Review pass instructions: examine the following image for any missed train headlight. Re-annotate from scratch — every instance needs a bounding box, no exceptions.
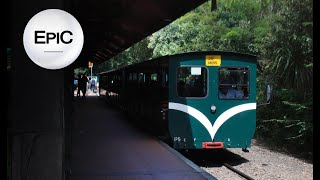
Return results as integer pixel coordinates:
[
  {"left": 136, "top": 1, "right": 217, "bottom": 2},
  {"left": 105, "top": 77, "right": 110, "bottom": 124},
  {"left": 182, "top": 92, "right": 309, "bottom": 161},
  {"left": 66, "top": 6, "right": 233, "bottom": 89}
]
[{"left": 210, "top": 105, "right": 216, "bottom": 113}]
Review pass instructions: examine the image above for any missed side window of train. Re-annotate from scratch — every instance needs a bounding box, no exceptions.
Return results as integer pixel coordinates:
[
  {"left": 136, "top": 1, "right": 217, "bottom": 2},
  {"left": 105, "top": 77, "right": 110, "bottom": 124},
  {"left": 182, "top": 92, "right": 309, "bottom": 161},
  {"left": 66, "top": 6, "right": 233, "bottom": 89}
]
[
  {"left": 162, "top": 72, "right": 168, "bottom": 88},
  {"left": 103, "top": 76, "right": 107, "bottom": 87},
  {"left": 151, "top": 73, "right": 157, "bottom": 81},
  {"left": 128, "top": 72, "right": 138, "bottom": 87},
  {"left": 138, "top": 73, "right": 144, "bottom": 82},
  {"left": 132, "top": 73, "right": 138, "bottom": 81},
  {"left": 177, "top": 67, "right": 207, "bottom": 98},
  {"left": 116, "top": 74, "right": 121, "bottom": 88},
  {"left": 218, "top": 67, "right": 249, "bottom": 99},
  {"left": 138, "top": 73, "right": 145, "bottom": 87},
  {"left": 150, "top": 73, "right": 158, "bottom": 87}
]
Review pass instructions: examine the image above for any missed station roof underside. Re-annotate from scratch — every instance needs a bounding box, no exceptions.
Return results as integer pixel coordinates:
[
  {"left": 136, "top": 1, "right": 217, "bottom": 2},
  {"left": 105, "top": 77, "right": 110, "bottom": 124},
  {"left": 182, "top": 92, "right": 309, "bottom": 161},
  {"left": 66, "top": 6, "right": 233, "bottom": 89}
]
[{"left": 73, "top": 0, "right": 208, "bottom": 67}]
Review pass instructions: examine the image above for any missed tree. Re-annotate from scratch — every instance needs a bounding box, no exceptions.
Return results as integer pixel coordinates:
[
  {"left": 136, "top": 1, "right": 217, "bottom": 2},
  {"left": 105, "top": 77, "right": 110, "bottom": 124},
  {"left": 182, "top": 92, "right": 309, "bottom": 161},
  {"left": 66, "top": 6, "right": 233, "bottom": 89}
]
[{"left": 263, "top": 0, "right": 313, "bottom": 94}]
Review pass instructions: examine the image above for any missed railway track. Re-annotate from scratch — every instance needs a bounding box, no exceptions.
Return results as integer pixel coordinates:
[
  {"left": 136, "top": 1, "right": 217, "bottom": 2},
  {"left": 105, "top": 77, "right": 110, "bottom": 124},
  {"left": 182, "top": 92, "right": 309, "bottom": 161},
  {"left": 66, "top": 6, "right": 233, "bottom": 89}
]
[
  {"left": 178, "top": 148, "right": 256, "bottom": 180},
  {"left": 223, "top": 162, "right": 255, "bottom": 180}
]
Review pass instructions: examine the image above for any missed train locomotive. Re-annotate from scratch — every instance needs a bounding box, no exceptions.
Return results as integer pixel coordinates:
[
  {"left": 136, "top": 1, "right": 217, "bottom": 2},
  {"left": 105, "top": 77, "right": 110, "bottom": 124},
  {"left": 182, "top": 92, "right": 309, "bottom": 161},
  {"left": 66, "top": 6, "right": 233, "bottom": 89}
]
[{"left": 99, "top": 51, "right": 257, "bottom": 150}]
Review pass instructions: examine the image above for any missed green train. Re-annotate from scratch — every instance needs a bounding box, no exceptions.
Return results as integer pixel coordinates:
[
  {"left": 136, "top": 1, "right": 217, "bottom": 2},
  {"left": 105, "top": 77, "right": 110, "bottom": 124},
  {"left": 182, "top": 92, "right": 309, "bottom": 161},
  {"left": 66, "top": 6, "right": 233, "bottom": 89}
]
[{"left": 99, "top": 51, "right": 257, "bottom": 150}]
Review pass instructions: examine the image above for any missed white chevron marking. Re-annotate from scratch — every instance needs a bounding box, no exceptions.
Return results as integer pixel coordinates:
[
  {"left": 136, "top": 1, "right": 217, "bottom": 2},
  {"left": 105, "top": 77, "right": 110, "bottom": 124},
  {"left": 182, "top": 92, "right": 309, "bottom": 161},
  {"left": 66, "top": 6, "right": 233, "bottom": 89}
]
[{"left": 168, "top": 102, "right": 256, "bottom": 140}]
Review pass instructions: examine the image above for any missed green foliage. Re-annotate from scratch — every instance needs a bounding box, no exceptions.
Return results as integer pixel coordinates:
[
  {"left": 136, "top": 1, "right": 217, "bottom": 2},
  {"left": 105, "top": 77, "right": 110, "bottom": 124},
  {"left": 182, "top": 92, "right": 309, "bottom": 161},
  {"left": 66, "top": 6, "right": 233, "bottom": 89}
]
[
  {"left": 262, "top": 0, "right": 313, "bottom": 93},
  {"left": 217, "top": 0, "right": 261, "bottom": 28},
  {"left": 97, "top": 38, "right": 153, "bottom": 71},
  {"left": 219, "top": 27, "right": 254, "bottom": 53},
  {"left": 256, "top": 86, "right": 313, "bottom": 159},
  {"left": 254, "top": 0, "right": 312, "bottom": 160},
  {"left": 148, "top": 2, "right": 224, "bottom": 57},
  {"left": 148, "top": 0, "right": 262, "bottom": 57},
  {"left": 74, "top": 67, "right": 89, "bottom": 78}
]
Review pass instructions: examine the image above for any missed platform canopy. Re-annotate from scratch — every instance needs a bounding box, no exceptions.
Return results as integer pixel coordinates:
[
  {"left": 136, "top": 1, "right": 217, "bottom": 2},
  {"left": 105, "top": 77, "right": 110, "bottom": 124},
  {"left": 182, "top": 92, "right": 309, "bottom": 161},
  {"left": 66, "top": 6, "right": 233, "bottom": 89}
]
[{"left": 73, "top": 0, "right": 208, "bottom": 67}]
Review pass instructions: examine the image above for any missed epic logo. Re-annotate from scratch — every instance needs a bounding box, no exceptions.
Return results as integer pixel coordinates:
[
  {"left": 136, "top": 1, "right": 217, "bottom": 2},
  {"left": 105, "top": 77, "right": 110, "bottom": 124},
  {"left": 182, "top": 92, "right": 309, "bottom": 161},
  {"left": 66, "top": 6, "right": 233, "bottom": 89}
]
[
  {"left": 34, "top": 30, "right": 73, "bottom": 44},
  {"left": 23, "top": 9, "right": 84, "bottom": 70}
]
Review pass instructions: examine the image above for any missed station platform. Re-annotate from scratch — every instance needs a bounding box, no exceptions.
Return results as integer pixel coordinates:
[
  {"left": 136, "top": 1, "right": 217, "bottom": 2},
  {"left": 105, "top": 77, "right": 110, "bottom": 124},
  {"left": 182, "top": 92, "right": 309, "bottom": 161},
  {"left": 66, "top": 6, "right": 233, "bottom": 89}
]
[{"left": 66, "top": 96, "right": 216, "bottom": 180}]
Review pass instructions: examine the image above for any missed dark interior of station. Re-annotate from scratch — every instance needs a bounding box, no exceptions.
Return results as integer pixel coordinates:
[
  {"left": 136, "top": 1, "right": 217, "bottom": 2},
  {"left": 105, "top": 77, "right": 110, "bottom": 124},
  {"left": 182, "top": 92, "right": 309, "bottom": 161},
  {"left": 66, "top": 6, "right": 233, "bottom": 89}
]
[{"left": 5, "top": 0, "right": 214, "bottom": 179}]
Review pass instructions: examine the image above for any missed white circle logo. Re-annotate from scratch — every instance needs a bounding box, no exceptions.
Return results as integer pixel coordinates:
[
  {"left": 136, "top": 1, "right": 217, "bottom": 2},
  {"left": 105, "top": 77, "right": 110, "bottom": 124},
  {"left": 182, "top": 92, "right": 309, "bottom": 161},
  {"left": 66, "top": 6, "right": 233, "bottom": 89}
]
[{"left": 23, "top": 9, "right": 84, "bottom": 70}]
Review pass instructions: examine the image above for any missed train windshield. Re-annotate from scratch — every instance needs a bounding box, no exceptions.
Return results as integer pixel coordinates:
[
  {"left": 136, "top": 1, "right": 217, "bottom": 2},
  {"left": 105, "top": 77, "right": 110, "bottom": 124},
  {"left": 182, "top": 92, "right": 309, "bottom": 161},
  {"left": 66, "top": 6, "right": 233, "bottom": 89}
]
[
  {"left": 177, "top": 67, "right": 207, "bottom": 98},
  {"left": 218, "top": 67, "right": 249, "bottom": 99}
]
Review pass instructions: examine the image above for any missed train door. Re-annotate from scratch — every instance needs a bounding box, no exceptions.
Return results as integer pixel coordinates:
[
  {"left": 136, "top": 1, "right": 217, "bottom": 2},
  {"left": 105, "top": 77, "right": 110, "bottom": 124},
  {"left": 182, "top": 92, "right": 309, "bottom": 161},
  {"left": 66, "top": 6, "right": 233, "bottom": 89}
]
[
  {"left": 212, "top": 64, "right": 257, "bottom": 149},
  {"left": 168, "top": 54, "right": 212, "bottom": 149}
]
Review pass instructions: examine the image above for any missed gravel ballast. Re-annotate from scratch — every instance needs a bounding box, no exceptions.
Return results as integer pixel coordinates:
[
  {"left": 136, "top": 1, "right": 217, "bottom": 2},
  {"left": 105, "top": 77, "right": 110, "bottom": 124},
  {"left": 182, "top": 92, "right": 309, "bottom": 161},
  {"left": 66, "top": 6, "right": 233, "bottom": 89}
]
[{"left": 200, "top": 140, "right": 313, "bottom": 180}]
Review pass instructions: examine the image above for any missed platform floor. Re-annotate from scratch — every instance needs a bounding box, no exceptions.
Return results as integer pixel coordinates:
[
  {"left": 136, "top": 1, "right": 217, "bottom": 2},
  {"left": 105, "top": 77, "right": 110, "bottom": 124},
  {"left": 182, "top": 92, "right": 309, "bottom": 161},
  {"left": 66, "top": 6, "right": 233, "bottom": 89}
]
[{"left": 67, "top": 97, "right": 215, "bottom": 180}]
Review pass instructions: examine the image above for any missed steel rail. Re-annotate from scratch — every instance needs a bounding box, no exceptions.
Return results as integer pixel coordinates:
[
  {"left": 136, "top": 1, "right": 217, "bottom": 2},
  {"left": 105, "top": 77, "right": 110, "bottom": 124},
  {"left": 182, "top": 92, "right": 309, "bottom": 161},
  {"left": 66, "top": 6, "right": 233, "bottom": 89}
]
[{"left": 223, "top": 163, "right": 255, "bottom": 180}]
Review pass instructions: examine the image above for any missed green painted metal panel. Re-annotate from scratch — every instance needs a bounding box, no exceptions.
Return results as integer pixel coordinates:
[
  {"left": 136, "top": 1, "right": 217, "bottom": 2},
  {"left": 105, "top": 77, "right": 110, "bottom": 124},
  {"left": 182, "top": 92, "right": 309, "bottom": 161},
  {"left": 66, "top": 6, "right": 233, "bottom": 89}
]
[{"left": 168, "top": 52, "right": 256, "bottom": 149}]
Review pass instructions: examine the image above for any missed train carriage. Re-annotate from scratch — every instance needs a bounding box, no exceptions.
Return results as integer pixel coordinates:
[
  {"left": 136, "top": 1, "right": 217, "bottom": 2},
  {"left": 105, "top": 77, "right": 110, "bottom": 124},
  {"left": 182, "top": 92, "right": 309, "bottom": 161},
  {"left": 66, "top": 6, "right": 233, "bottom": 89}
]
[{"left": 99, "top": 51, "right": 257, "bottom": 150}]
